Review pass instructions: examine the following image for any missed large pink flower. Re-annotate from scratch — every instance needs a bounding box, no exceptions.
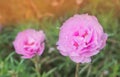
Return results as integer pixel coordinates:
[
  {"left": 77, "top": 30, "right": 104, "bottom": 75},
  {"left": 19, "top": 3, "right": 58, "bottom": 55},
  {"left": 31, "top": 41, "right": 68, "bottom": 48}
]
[
  {"left": 13, "top": 29, "right": 45, "bottom": 59},
  {"left": 57, "top": 14, "right": 107, "bottom": 63}
]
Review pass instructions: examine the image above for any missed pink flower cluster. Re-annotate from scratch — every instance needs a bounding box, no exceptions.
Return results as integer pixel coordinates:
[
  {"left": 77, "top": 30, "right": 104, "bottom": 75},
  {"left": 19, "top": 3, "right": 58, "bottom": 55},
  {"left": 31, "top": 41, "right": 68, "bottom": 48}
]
[
  {"left": 13, "top": 29, "right": 45, "bottom": 59},
  {"left": 13, "top": 14, "right": 107, "bottom": 64},
  {"left": 57, "top": 14, "right": 107, "bottom": 63}
]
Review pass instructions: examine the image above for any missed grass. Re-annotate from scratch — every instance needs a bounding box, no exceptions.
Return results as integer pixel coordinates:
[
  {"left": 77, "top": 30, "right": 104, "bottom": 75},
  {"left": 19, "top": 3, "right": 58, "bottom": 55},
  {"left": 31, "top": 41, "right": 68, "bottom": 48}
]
[{"left": 0, "top": 1, "right": 120, "bottom": 77}]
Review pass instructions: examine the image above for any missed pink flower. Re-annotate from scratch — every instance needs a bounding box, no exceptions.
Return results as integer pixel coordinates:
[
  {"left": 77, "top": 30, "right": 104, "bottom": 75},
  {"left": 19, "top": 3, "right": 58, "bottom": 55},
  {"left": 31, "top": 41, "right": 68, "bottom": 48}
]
[
  {"left": 13, "top": 29, "right": 45, "bottom": 59},
  {"left": 57, "top": 14, "right": 107, "bottom": 63},
  {"left": 0, "top": 25, "right": 2, "bottom": 32}
]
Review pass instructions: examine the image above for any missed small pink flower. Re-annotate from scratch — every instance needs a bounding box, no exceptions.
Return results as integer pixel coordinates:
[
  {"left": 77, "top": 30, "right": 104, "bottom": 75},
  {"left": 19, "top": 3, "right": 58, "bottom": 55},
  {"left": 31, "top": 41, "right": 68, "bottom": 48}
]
[
  {"left": 13, "top": 29, "right": 45, "bottom": 59},
  {"left": 57, "top": 14, "right": 107, "bottom": 63},
  {"left": 0, "top": 25, "right": 2, "bottom": 32}
]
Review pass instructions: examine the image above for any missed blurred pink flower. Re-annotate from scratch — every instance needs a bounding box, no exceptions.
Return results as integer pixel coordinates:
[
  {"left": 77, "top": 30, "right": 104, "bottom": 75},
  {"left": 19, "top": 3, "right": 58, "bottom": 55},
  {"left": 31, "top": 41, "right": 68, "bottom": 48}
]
[
  {"left": 57, "top": 14, "right": 107, "bottom": 63},
  {"left": 13, "top": 29, "right": 45, "bottom": 59},
  {"left": 0, "top": 25, "right": 2, "bottom": 32}
]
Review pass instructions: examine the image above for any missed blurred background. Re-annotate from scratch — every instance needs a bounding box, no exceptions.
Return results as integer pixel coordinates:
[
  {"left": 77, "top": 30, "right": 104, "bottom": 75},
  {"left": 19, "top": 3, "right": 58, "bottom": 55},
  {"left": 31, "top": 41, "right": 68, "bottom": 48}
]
[
  {"left": 0, "top": 0, "right": 120, "bottom": 77},
  {"left": 0, "top": 0, "right": 119, "bottom": 24}
]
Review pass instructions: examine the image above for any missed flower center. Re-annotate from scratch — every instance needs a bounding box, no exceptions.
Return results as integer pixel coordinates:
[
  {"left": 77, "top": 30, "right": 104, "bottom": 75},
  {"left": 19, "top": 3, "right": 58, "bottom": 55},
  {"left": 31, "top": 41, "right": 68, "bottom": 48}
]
[
  {"left": 24, "top": 38, "right": 36, "bottom": 52},
  {"left": 73, "top": 30, "right": 88, "bottom": 50},
  {"left": 74, "top": 31, "right": 79, "bottom": 36},
  {"left": 73, "top": 41, "right": 79, "bottom": 49},
  {"left": 82, "top": 31, "right": 88, "bottom": 38}
]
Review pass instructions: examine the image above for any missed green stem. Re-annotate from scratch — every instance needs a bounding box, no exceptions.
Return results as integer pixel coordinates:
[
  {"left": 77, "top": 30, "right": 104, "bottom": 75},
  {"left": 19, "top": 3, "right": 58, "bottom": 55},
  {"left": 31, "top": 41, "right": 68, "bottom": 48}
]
[
  {"left": 32, "top": 55, "right": 40, "bottom": 77},
  {"left": 75, "top": 63, "right": 80, "bottom": 77}
]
